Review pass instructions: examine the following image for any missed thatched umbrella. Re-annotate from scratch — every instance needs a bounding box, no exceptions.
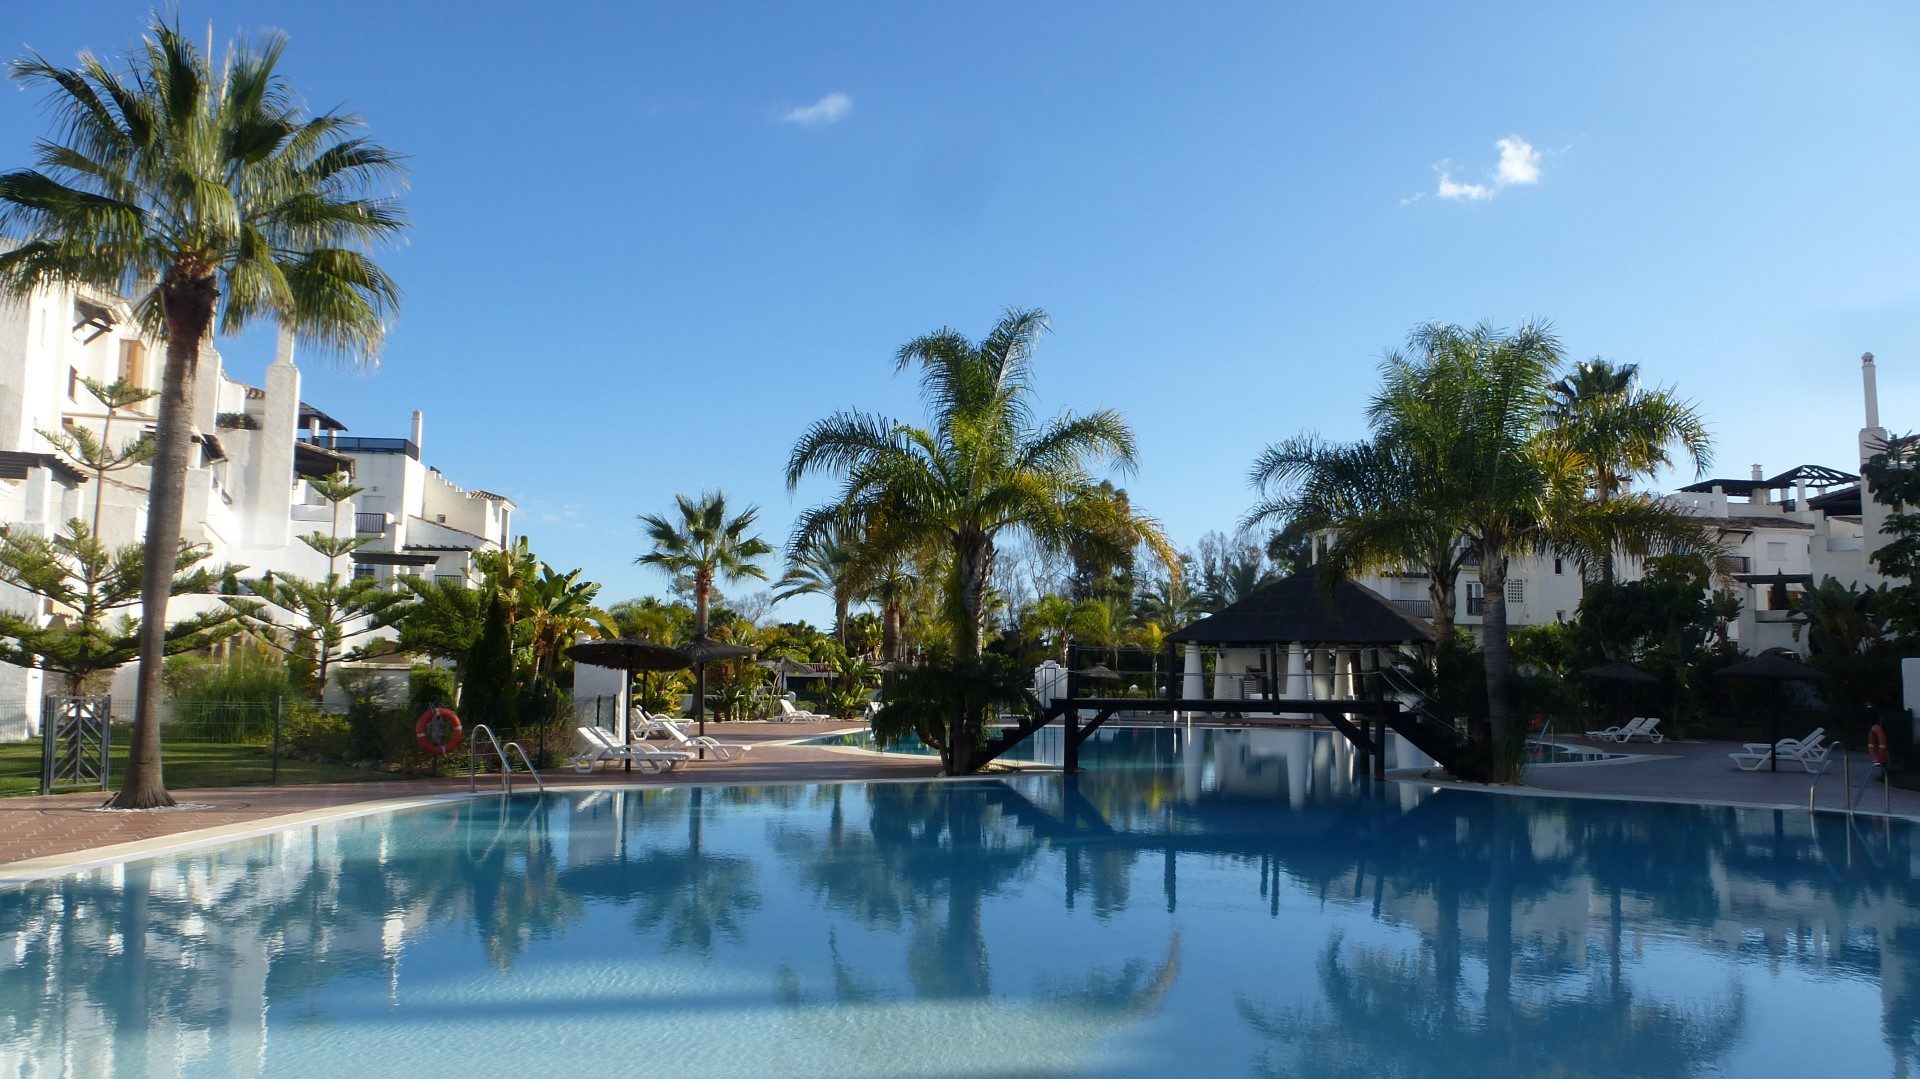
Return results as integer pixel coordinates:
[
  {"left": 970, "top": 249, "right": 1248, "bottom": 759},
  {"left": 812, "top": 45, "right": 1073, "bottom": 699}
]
[
  {"left": 758, "top": 655, "right": 813, "bottom": 701},
  {"left": 680, "top": 635, "right": 757, "bottom": 749},
  {"left": 1715, "top": 652, "right": 1828, "bottom": 772},
  {"left": 1077, "top": 664, "right": 1124, "bottom": 682},
  {"left": 566, "top": 638, "right": 691, "bottom": 760}
]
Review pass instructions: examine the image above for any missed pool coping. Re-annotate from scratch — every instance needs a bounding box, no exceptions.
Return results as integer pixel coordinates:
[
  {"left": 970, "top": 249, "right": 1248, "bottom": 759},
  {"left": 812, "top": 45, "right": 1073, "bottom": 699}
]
[
  {"left": 0, "top": 769, "right": 1040, "bottom": 888},
  {"left": 1397, "top": 769, "right": 1920, "bottom": 825}
]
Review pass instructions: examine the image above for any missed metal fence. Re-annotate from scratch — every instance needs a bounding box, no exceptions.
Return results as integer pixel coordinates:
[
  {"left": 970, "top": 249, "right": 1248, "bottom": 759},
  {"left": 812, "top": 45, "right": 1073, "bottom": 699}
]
[{"left": 0, "top": 697, "right": 296, "bottom": 798}]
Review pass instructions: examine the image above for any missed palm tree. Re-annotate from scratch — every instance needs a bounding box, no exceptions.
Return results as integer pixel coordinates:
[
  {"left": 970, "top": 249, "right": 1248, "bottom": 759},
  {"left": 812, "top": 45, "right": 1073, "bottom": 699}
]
[
  {"left": 1371, "top": 322, "right": 1716, "bottom": 775},
  {"left": 0, "top": 24, "right": 406, "bottom": 805},
  {"left": 1133, "top": 573, "right": 1204, "bottom": 633},
  {"left": 1547, "top": 359, "right": 1712, "bottom": 578},
  {"left": 774, "top": 516, "right": 863, "bottom": 644},
  {"left": 1249, "top": 434, "right": 1470, "bottom": 643},
  {"left": 788, "top": 307, "right": 1172, "bottom": 772},
  {"left": 636, "top": 492, "right": 773, "bottom": 636}
]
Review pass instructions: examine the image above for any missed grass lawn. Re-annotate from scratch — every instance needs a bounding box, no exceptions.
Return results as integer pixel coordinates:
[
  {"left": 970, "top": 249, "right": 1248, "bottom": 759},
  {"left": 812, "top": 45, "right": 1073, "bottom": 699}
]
[{"left": 0, "top": 736, "right": 395, "bottom": 798}]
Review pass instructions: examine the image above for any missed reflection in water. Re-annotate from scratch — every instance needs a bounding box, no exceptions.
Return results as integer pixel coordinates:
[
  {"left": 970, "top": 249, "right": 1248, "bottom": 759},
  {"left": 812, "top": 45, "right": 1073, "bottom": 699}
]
[{"left": 1, "top": 727, "right": 1916, "bottom": 1077}]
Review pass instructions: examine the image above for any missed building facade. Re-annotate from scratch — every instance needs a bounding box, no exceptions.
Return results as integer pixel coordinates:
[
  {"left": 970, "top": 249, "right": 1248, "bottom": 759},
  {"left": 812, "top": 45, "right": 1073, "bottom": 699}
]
[{"left": 0, "top": 280, "right": 513, "bottom": 738}]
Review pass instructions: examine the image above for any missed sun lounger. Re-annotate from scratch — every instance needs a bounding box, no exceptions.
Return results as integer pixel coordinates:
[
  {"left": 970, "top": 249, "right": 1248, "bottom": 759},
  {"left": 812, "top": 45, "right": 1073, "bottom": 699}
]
[
  {"left": 1585, "top": 717, "right": 1650, "bottom": 743},
  {"left": 1618, "top": 717, "right": 1664, "bottom": 744},
  {"left": 649, "top": 715, "right": 752, "bottom": 760},
  {"left": 773, "top": 698, "right": 830, "bottom": 722},
  {"left": 571, "top": 726, "right": 691, "bottom": 774},
  {"left": 1730, "top": 731, "right": 1830, "bottom": 772}
]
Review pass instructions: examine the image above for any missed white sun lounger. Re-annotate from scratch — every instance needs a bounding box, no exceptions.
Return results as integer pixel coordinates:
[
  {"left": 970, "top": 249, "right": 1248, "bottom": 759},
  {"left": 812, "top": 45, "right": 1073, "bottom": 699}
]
[
  {"left": 571, "top": 726, "right": 691, "bottom": 774},
  {"left": 773, "top": 698, "right": 830, "bottom": 722},
  {"left": 1585, "top": 717, "right": 1650, "bottom": 743},
  {"left": 1730, "top": 731, "right": 1830, "bottom": 773},
  {"left": 1618, "top": 717, "right": 1664, "bottom": 744},
  {"left": 649, "top": 715, "right": 751, "bottom": 761}
]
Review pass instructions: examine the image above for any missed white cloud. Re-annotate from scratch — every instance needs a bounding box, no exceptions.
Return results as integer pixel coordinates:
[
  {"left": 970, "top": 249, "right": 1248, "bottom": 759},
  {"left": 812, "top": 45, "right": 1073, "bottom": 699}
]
[
  {"left": 1435, "top": 171, "right": 1493, "bottom": 201},
  {"left": 1494, "top": 136, "right": 1541, "bottom": 185},
  {"left": 1419, "top": 135, "right": 1545, "bottom": 203},
  {"left": 779, "top": 92, "right": 852, "bottom": 126}
]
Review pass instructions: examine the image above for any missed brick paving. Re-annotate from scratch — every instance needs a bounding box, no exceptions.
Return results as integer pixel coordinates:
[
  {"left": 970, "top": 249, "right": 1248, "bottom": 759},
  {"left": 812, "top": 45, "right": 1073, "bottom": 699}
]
[{"left": 0, "top": 721, "right": 937, "bottom": 871}]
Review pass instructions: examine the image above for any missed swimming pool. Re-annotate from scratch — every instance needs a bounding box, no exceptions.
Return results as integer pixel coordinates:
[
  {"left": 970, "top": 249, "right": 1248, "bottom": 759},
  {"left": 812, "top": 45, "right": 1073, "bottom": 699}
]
[
  {"left": 809, "top": 723, "right": 1625, "bottom": 769},
  {"left": 2, "top": 727, "right": 1913, "bottom": 1077}
]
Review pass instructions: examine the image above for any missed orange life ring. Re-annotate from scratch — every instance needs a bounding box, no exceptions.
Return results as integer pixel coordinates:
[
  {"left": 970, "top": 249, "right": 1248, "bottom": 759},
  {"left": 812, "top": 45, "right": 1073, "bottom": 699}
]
[
  {"left": 1868, "top": 724, "right": 1889, "bottom": 766},
  {"left": 415, "top": 706, "right": 463, "bottom": 756}
]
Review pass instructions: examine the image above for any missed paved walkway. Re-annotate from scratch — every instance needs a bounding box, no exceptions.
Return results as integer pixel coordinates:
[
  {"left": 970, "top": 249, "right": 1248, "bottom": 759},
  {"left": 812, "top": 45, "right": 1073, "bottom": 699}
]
[
  {"left": 0, "top": 722, "right": 937, "bottom": 870},
  {"left": 1521, "top": 735, "right": 1920, "bottom": 816}
]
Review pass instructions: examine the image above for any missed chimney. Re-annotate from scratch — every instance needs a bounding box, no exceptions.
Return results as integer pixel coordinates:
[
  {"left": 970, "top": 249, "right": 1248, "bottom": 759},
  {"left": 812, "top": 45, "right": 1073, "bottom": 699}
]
[
  {"left": 1864, "top": 352, "right": 1880, "bottom": 429},
  {"left": 1751, "top": 463, "right": 1766, "bottom": 505},
  {"left": 1750, "top": 463, "right": 1763, "bottom": 481},
  {"left": 274, "top": 325, "right": 296, "bottom": 368},
  {"left": 411, "top": 410, "right": 424, "bottom": 453}
]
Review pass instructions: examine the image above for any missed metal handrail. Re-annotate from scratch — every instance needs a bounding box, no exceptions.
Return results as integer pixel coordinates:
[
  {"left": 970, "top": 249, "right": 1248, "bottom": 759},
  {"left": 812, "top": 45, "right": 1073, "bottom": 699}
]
[
  {"left": 503, "top": 740, "right": 545, "bottom": 792},
  {"left": 466, "top": 723, "right": 545, "bottom": 794},
  {"left": 1811, "top": 742, "right": 1841, "bottom": 813}
]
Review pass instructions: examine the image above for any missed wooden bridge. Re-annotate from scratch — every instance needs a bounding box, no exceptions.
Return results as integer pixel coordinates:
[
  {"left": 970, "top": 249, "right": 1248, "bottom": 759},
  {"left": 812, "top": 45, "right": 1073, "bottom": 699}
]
[{"left": 980, "top": 696, "right": 1470, "bottom": 777}]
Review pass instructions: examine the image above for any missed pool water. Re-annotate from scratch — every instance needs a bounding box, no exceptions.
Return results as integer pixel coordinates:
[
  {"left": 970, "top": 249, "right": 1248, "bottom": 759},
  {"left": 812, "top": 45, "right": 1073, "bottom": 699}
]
[{"left": 3, "top": 727, "right": 1915, "bottom": 1077}]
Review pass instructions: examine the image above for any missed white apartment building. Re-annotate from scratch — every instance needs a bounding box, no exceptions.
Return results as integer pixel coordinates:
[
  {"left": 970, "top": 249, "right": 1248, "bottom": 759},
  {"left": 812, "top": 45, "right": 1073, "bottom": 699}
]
[
  {"left": 1348, "top": 352, "right": 1904, "bottom": 654},
  {"left": 0, "top": 280, "right": 514, "bottom": 738}
]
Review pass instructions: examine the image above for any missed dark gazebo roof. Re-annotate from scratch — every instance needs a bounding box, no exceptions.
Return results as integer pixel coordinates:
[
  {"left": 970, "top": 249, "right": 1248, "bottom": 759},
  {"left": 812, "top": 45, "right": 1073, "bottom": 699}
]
[
  {"left": 1678, "top": 463, "right": 1857, "bottom": 496},
  {"left": 1167, "top": 565, "right": 1436, "bottom": 647}
]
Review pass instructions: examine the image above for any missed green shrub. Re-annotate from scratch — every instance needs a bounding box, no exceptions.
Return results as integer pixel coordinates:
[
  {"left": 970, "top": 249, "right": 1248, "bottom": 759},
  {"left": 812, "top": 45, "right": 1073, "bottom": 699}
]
[
  {"left": 169, "top": 649, "right": 297, "bottom": 707},
  {"left": 284, "top": 706, "right": 351, "bottom": 761},
  {"left": 408, "top": 664, "right": 458, "bottom": 714}
]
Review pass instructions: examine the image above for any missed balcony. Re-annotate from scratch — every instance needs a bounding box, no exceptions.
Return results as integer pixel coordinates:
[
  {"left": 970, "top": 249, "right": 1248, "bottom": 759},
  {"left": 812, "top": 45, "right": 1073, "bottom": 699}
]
[
  {"left": 355, "top": 511, "right": 388, "bottom": 535},
  {"left": 1392, "top": 598, "right": 1433, "bottom": 618},
  {"left": 303, "top": 435, "right": 419, "bottom": 459}
]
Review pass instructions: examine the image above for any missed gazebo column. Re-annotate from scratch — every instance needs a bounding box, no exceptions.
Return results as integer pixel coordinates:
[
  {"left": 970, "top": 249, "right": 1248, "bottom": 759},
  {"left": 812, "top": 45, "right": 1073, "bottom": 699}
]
[
  {"left": 1212, "top": 648, "right": 1235, "bottom": 700},
  {"left": 1181, "top": 644, "right": 1204, "bottom": 701},
  {"left": 1284, "top": 643, "right": 1307, "bottom": 719},
  {"left": 1339, "top": 650, "right": 1359, "bottom": 700},
  {"left": 1314, "top": 647, "right": 1335, "bottom": 702}
]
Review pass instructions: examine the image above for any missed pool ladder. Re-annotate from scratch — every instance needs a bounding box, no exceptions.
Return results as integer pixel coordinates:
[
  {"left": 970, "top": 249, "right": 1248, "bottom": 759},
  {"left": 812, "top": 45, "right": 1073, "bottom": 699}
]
[
  {"left": 1807, "top": 743, "right": 1892, "bottom": 817},
  {"left": 467, "top": 723, "right": 545, "bottom": 794}
]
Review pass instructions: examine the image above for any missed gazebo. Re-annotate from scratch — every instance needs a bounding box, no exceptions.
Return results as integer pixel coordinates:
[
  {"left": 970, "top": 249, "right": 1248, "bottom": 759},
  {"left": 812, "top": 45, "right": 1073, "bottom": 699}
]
[{"left": 1166, "top": 565, "right": 1435, "bottom": 710}]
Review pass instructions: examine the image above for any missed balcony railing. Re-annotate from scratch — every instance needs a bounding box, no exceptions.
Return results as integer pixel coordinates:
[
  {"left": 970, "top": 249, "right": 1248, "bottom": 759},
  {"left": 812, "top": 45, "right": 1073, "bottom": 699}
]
[
  {"left": 1392, "top": 598, "right": 1433, "bottom": 618},
  {"left": 303, "top": 435, "right": 418, "bottom": 459},
  {"left": 355, "top": 511, "right": 387, "bottom": 535}
]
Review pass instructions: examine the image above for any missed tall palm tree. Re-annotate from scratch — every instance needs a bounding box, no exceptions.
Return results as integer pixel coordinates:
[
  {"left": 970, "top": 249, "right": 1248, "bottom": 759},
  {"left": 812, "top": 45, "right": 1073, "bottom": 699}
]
[
  {"left": 1547, "top": 359, "right": 1712, "bottom": 578},
  {"left": 788, "top": 307, "right": 1173, "bottom": 772},
  {"left": 1369, "top": 323, "right": 1716, "bottom": 775},
  {"left": 774, "top": 516, "right": 863, "bottom": 644},
  {"left": 0, "top": 23, "right": 406, "bottom": 807},
  {"left": 636, "top": 492, "right": 772, "bottom": 636}
]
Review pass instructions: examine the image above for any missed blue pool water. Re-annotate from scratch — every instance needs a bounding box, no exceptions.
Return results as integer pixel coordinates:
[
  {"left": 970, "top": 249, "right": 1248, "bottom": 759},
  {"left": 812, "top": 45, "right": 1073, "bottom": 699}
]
[{"left": 2, "top": 726, "right": 1914, "bottom": 1077}]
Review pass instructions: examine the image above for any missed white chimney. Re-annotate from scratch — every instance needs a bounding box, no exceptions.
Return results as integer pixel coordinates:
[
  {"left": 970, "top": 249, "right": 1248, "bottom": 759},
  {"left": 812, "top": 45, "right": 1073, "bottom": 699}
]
[
  {"left": 410, "top": 410, "right": 424, "bottom": 452},
  {"left": 1864, "top": 352, "right": 1881, "bottom": 429},
  {"left": 1750, "top": 463, "right": 1763, "bottom": 481}
]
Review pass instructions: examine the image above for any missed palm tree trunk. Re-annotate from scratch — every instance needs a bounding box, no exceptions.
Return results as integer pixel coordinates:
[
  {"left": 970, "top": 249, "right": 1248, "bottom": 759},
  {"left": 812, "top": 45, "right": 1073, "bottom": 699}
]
[
  {"left": 882, "top": 601, "right": 902, "bottom": 665},
  {"left": 113, "top": 281, "right": 213, "bottom": 809},
  {"left": 1481, "top": 547, "right": 1515, "bottom": 782},
  {"left": 694, "top": 569, "right": 710, "bottom": 636},
  {"left": 833, "top": 595, "right": 848, "bottom": 647}
]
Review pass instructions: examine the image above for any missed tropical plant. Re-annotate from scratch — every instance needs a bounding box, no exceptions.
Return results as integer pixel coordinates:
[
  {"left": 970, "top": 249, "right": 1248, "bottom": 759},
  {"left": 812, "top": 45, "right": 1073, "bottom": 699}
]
[
  {"left": 0, "top": 22, "right": 407, "bottom": 805},
  {"left": 774, "top": 516, "right": 862, "bottom": 644},
  {"left": 1256, "top": 323, "right": 1719, "bottom": 780},
  {"left": 394, "top": 577, "right": 488, "bottom": 679},
  {"left": 1864, "top": 433, "right": 1920, "bottom": 642},
  {"left": 0, "top": 521, "right": 238, "bottom": 692},
  {"left": 637, "top": 491, "right": 773, "bottom": 636},
  {"left": 232, "top": 473, "right": 409, "bottom": 696},
  {"left": 1546, "top": 359, "right": 1712, "bottom": 577},
  {"left": 1133, "top": 572, "right": 1205, "bottom": 635},
  {"left": 788, "top": 309, "right": 1174, "bottom": 771},
  {"left": 872, "top": 654, "right": 1035, "bottom": 772},
  {"left": 38, "top": 376, "right": 155, "bottom": 538}
]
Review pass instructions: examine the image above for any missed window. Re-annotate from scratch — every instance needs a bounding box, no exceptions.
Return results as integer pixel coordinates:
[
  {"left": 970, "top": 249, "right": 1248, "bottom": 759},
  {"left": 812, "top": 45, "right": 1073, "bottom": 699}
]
[
  {"left": 1766, "top": 541, "right": 1788, "bottom": 561},
  {"left": 1555, "top": 610, "right": 1566, "bottom": 623},
  {"left": 1553, "top": 557, "right": 1564, "bottom": 575},
  {"left": 1505, "top": 580, "right": 1525, "bottom": 605},
  {"left": 67, "top": 367, "right": 79, "bottom": 400},
  {"left": 353, "top": 563, "right": 376, "bottom": 581},
  {"left": 117, "top": 340, "right": 145, "bottom": 387},
  {"left": 1465, "top": 583, "right": 1485, "bottom": 616}
]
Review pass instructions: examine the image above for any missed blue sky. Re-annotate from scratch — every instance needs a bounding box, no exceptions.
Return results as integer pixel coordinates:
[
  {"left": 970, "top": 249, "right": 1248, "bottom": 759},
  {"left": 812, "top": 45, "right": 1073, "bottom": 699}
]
[{"left": 5, "top": 3, "right": 1918, "bottom": 624}]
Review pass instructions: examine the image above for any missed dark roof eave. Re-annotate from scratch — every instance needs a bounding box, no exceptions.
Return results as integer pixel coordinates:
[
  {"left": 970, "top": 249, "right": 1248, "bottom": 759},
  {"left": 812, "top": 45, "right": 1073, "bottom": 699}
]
[{"left": 1166, "top": 565, "right": 1437, "bottom": 646}]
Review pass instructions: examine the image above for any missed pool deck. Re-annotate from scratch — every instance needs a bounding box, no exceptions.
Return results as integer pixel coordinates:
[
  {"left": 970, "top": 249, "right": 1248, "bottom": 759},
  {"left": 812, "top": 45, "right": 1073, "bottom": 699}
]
[
  {"left": 4, "top": 721, "right": 1915, "bottom": 876},
  {"left": 1518, "top": 734, "right": 1920, "bottom": 817},
  {"left": 0, "top": 721, "right": 936, "bottom": 873}
]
